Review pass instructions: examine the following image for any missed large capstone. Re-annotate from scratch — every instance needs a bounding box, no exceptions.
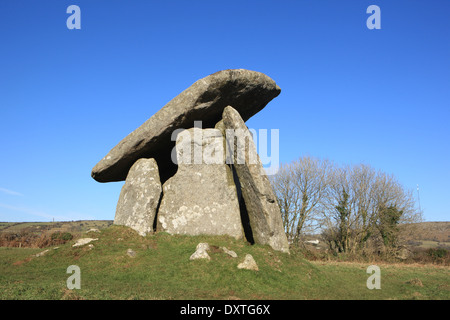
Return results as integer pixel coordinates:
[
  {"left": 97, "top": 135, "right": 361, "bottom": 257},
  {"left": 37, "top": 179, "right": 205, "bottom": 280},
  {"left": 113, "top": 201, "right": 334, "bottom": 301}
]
[
  {"left": 156, "top": 128, "right": 244, "bottom": 239},
  {"left": 114, "top": 158, "right": 162, "bottom": 236},
  {"left": 91, "top": 69, "right": 281, "bottom": 183},
  {"left": 222, "top": 106, "right": 290, "bottom": 253}
]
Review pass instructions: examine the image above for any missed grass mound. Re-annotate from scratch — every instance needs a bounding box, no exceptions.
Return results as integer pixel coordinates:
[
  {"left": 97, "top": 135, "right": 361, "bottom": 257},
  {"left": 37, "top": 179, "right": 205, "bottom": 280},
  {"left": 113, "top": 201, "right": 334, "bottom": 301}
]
[{"left": 1, "top": 225, "right": 449, "bottom": 300}]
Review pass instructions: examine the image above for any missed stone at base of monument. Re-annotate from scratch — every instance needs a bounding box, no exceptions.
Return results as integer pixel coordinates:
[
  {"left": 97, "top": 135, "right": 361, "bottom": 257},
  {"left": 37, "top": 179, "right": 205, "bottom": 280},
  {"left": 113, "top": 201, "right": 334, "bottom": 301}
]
[
  {"left": 190, "top": 243, "right": 211, "bottom": 261},
  {"left": 114, "top": 158, "right": 162, "bottom": 236},
  {"left": 157, "top": 128, "right": 244, "bottom": 240},
  {"left": 237, "top": 254, "right": 259, "bottom": 271}
]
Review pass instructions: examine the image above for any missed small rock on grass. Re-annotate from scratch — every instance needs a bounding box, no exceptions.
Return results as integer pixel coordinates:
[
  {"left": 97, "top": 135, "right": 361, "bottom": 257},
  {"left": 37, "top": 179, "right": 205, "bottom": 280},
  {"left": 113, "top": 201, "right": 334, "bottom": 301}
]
[
  {"left": 127, "top": 248, "right": 137, "bottom": 258},
  {"left": 222, "top": 247, "right": 238, "bottom": 258},
  {"left": 34, "top": 249, "right": 49, "bottom": 257},
  {"left": 86, "top": 228, "right": 101, "bottom": 233},
  {"left": 237, "top": 254, "right": 259, "bottom": 271},
  {"left": 190, "top": 243, "right": 211, "bottom": 261},
  {"left": 72, "top": 238, "right": 98, "bottom": 247},
  {"left": 196, "top": 243, "right": 210, "bottom": 251}
]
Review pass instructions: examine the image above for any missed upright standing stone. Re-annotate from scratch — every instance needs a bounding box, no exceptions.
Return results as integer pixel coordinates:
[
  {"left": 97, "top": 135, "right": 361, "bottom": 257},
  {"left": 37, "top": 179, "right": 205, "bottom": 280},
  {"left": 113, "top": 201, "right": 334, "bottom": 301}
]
[
  {"left": 114, "top": 158, "right": 162, "bottom": 236},
  {"left": 222, "top": 106, "right": 290, "bottom": 253},
  {"left": 157, "top": 128, "right": 244, "bottom": 239}
]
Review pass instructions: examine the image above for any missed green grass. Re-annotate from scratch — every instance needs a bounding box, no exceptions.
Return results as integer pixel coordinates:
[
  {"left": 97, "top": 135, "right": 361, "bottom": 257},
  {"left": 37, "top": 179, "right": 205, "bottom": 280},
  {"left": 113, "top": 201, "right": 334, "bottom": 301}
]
[
  {"left": 417, "top": 240, "right": 450, "bottom": 249},
  {"left": 0, "top": 225, "right": 449, "bottom": 300}
]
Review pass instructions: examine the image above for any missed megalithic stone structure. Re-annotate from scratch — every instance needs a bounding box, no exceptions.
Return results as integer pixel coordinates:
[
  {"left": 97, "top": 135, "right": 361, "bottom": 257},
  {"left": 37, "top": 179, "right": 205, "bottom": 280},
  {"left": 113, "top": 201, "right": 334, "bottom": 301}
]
[
  {"left": 91, "top": 69, "right": 281, "bottom": 183},
  {"left": 222, "top": 106, "right": 290, "bottom": 253},
  {"left": 92, "top": 70, "right": 290, "bottom": 253}
]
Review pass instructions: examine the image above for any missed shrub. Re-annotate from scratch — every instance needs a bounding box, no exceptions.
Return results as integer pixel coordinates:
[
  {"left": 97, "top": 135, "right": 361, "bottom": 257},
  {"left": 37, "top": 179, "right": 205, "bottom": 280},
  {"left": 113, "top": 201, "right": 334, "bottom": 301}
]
[
  {"left": 49, "top": 231, "right": 73, "bottom": 245},
  {"left": 51, "top": 232, "right": 61, "bottom": 240},
  {"left": 427, "top": 248, "right": 448, "bottom": 260},
  {"left": 61, "top": 232, "right": 73, "bottom": 241}
]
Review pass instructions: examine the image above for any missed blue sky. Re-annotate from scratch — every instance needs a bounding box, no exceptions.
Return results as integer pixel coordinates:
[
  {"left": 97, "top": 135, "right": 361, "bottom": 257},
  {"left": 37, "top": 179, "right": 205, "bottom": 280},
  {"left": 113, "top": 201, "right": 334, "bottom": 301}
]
[{"left": 0, "top": 1, "right": 448, "bottom": 222}]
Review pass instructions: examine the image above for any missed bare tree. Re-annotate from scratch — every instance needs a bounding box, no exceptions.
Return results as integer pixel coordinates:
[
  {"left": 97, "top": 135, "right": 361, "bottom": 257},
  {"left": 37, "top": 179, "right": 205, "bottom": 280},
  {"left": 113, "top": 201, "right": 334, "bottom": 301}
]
[
  {"left": 270, "top": 163, "right": 300, "bottom": 239},
  {"left": 323, "top": 163, "right": 422, "bottom": 254},
  {"left": 270, "top": 155, "right": 332, "bottom": 243},
  {"left": 271, "top": 155, "right": 422, "bottom": 254},
  {"left": 323, "top": 165, "right": 354, "bottom": 253},
  {"left": 291, "top": 156, "right": 332, "bottom": 241},
  {"left": 372, "top": 171, "right": 422, "bottom": 249}
]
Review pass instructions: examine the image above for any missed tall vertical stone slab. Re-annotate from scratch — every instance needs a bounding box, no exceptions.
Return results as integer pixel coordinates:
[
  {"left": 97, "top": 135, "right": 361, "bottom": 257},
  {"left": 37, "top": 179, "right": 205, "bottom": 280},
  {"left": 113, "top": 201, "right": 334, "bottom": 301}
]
[
  {"left": 114, "top": 158, "right": 162, "bottom": 236},
  {"left": 215, "top": 120, "right": 254, "bottom": 244},
  {"left": 222, "top": 106, "right": 290, "bottom": 253},
  {"left": 157, "top": 128, "right": 244, "bottom": 239}
]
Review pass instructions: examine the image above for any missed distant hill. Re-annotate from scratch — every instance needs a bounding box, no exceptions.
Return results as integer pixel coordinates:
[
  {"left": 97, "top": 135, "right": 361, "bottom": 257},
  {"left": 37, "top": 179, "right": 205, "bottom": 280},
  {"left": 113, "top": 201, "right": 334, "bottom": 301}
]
[
  {"left": 0, "top": 220, "right": 113, "bottom": 248},
  {"left": 399, "top": 221, "right": 450, "bottom": 250},
  {"left": 0, "top": 220, "right": 113, "bottom": 234}
]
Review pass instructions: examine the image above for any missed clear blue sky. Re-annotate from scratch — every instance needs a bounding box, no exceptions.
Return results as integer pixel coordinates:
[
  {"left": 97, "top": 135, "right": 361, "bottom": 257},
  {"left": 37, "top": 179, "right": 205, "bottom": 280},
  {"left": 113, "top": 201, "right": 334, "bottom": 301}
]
[{"left": 0, "top": 1, "right": 449, "bottom": 222}]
